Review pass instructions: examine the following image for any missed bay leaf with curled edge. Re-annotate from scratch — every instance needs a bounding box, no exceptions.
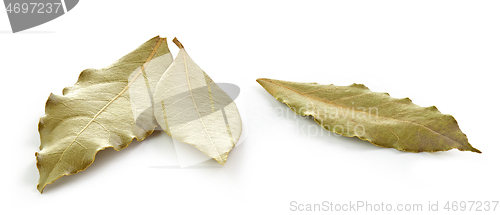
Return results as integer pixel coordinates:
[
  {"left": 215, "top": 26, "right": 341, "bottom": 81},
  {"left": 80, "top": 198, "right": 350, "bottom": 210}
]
[
  {"left": 36, "top": 36, "right": 173, "bottom": 193},
  {"left": 257, "top": 78, "right": 481, "bottom": 153},
  {"left": 153, "top": 38, "right": 242, "bottom": 165}
]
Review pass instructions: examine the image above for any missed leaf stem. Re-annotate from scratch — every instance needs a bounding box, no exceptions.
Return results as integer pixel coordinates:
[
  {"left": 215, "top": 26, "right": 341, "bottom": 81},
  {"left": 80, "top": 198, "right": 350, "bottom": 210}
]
[{"left": 173, "top": 37, "right": 184, "bottom": 49}]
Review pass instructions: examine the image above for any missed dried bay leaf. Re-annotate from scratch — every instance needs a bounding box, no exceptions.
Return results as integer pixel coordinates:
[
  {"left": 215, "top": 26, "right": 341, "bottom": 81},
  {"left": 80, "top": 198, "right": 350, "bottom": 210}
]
[
  {"left": 153, "top": 38, "right": 242, "bottom": 165},
  {"left": 36, "top": 36, "right": 173, "bottom": 193},
  {"left": 257, "top": 78, "right": 480, "bottom": 153}
]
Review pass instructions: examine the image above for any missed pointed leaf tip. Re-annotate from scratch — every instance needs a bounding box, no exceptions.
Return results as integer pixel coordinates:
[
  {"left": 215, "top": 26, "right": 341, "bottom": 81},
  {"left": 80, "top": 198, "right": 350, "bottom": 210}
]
[{"left": 469, "top": 147, "right": 482, "bottom": 153}]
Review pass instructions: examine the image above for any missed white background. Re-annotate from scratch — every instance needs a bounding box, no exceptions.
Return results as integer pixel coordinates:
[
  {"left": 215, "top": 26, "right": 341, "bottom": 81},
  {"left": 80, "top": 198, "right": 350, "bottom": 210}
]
[{"left": 1, "top": 0, "right": 499, "bottom": 214}]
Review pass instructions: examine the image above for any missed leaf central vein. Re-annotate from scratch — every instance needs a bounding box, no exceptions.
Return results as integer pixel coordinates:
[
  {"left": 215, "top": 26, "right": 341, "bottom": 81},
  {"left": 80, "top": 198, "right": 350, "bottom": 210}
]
[{"left": 182, "top": 50, "right": 223, "bottom": 162}]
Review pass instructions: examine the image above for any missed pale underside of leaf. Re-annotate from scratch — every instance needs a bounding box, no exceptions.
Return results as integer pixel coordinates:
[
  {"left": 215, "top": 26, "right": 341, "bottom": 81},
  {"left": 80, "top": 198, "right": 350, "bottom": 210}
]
[
  {"left": 257, "top": 78, "right": 480, "bottom": 153},
  {"left": 153, "top": 39, "right": 242, "bottom": 165},
  {"left": 36, "top": 36, "right": 173, "bottom": 193}
]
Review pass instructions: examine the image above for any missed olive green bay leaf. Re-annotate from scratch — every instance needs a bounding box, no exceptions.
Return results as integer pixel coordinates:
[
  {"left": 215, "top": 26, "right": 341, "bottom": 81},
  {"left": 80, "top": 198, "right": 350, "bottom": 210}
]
[
  {"left": 153, "top": 38, "right": 242, "bottom": 165},
  {"left": 36, "top": 36, "right": 173, "bottom": 193},
  {"left": 257, "top": 78, "right": 480, "bottom": 153}
]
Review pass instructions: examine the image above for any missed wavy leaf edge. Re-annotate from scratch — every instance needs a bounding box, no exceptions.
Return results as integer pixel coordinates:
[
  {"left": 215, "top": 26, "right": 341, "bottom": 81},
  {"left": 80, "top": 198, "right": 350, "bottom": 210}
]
[{"left": 257, "top": 78, "right": 481, "bottom": 154}]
